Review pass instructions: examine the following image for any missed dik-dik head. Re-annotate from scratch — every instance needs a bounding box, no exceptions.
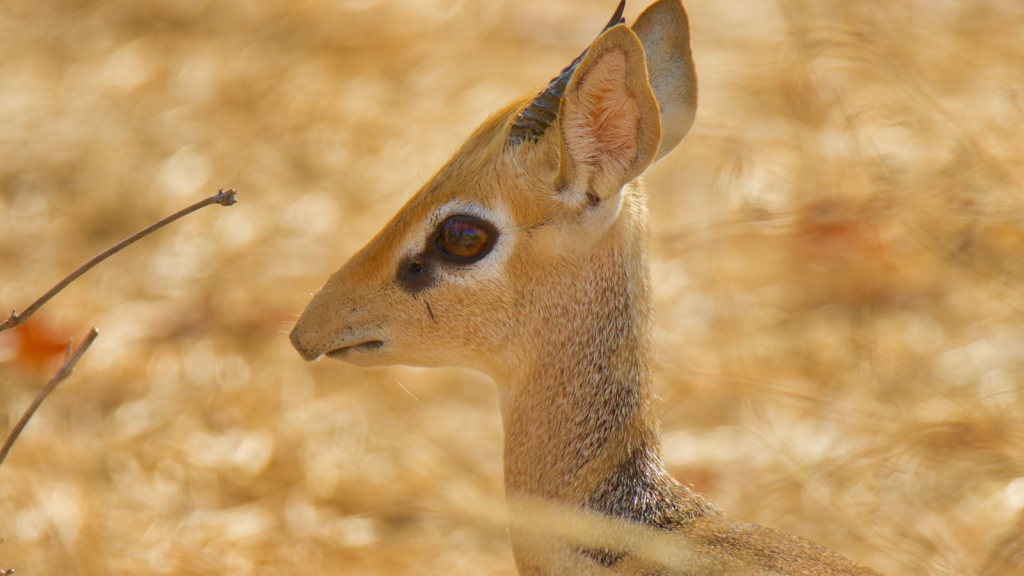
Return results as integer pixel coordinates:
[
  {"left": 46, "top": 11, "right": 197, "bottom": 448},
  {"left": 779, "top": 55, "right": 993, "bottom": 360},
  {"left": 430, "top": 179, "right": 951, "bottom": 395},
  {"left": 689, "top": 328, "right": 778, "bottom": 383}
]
[{"left": 290, "top": 0, "right": 697, "bottom": 378}]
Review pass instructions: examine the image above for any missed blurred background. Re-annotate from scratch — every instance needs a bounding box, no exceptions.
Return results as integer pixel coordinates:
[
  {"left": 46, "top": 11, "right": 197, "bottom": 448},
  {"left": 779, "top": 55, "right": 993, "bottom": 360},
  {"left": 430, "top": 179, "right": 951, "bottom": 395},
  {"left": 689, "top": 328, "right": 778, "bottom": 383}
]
[{"left": 1, "top": 0, "right": 1023, "bottom": 574}]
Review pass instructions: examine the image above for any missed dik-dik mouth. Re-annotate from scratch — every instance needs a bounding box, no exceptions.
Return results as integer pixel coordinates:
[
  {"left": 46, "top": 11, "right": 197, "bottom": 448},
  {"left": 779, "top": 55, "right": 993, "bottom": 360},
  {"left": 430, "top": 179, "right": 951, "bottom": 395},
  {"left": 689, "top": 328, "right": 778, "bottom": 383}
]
[{"left": 326, "top": 340, "right": 385, "bottom": 359}]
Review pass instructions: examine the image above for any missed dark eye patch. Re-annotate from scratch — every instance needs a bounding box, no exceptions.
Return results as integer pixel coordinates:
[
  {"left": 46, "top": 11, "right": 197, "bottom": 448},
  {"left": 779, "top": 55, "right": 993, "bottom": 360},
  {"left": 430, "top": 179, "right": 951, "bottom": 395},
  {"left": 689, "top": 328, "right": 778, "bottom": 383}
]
[
  {"left": 395, "top": 214, "right": 499, "bottom": 296},
  {"left": 396, "top": 254, "right": 435, "bottom": 295}
]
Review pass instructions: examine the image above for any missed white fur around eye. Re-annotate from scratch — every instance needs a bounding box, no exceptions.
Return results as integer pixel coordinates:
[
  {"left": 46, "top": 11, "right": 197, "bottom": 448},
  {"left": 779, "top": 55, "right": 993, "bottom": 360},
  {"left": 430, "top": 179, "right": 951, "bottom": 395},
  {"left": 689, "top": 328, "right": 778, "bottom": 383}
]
[{"left": 398, "top": 200, "right": 516, "bottom": 285}]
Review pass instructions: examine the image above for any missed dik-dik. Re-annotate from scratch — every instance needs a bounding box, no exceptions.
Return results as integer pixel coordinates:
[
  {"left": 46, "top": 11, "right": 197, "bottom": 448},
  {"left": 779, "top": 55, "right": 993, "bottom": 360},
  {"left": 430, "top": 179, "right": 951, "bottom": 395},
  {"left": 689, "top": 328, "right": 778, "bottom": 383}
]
[{"left": 290, "top": 1, "right": 884, "bottom": 574}]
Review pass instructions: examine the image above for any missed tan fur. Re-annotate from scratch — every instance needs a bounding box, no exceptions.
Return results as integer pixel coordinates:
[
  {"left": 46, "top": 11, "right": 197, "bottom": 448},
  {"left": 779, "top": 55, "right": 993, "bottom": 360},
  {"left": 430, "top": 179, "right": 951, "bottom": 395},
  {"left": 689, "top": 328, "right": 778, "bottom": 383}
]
[{"left": 290, "top": 1, "right": 885, "bottom": 574}]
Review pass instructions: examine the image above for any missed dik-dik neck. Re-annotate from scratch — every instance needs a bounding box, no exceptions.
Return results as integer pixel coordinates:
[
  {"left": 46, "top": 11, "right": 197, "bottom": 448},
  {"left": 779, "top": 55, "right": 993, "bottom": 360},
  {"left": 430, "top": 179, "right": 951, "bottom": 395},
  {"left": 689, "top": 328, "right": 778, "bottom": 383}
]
[{"left": 499, "top": 204, "right": 672, "bottom": 514}]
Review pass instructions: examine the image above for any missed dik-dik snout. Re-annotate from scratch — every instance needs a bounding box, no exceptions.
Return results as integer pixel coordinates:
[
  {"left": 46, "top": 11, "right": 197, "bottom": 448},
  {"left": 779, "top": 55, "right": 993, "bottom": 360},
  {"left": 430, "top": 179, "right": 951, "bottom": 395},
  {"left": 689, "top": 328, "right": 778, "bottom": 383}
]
[
  {"left": 289, "top": 270, "right": 385, "bottom": 363},
  {"left": 288, "top": 232, "right": 399, "bottom": 363},
  {"left": 289, "top": 180, "right": 525, "bottom": 373}
]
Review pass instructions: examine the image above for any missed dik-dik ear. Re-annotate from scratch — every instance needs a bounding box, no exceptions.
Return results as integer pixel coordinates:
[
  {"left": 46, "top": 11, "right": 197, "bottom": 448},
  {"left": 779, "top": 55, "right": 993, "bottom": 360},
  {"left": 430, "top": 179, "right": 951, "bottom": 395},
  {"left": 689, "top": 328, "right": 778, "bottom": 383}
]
[
  {"left": 554, "top": 24, "right": 661, "bottom": 204},
  {"left": 632, "top": 0, "right": 698, "bottom": 162}
]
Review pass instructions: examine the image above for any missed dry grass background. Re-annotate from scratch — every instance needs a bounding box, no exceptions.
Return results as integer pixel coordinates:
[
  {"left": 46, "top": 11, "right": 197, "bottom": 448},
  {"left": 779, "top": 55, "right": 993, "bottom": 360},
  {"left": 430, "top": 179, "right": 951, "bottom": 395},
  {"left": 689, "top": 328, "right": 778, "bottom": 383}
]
[{"left": 1, "top": 0, "right": 1023, "bottom": 574}]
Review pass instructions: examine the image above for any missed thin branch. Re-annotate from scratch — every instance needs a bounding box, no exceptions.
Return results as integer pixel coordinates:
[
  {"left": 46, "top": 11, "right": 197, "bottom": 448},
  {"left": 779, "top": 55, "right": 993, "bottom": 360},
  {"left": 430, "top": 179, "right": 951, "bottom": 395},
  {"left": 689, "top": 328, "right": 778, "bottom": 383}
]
[
  {"left": 0, "top": 189, "right": 237, "bottom": 334},
  {"left": 0, "top": 327, "right": 100, "bottom": 470}
]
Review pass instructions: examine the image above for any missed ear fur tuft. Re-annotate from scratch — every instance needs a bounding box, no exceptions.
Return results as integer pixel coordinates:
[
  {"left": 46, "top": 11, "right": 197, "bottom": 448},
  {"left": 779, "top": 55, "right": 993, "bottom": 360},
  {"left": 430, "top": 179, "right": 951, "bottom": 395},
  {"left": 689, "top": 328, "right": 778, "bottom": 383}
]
[{"left": 561, "top": 50, "right": 640, "bottom": 198}]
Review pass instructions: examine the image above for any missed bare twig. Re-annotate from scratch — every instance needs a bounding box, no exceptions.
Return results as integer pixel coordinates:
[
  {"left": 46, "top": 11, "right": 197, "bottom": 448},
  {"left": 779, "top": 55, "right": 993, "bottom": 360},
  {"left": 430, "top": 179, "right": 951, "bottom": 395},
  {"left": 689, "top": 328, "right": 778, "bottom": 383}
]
[
  {"left": 0, "top": 327, "right": 99, "bottom": 469},
  {"left": 0, "top": 189, "right": 237, "bottom": 334}
]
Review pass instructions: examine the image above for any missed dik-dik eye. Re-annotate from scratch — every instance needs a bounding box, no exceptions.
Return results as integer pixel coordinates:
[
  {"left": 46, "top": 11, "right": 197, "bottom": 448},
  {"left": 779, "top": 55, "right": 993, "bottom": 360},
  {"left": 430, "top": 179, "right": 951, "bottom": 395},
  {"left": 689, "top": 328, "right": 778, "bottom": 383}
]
[{"left": 435, "top": 215, "right": 496, "bottom": 262}]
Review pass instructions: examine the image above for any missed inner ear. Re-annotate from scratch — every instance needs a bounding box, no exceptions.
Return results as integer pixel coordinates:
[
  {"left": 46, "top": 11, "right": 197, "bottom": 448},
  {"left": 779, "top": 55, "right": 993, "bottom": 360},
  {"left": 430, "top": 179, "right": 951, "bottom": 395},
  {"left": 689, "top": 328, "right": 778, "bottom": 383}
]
[
  {"left": 553, "top": 25, "right": 661, "bottom": 206},
  {"left": 561, "top": 50, "right": 640, "bottom": 203}
]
